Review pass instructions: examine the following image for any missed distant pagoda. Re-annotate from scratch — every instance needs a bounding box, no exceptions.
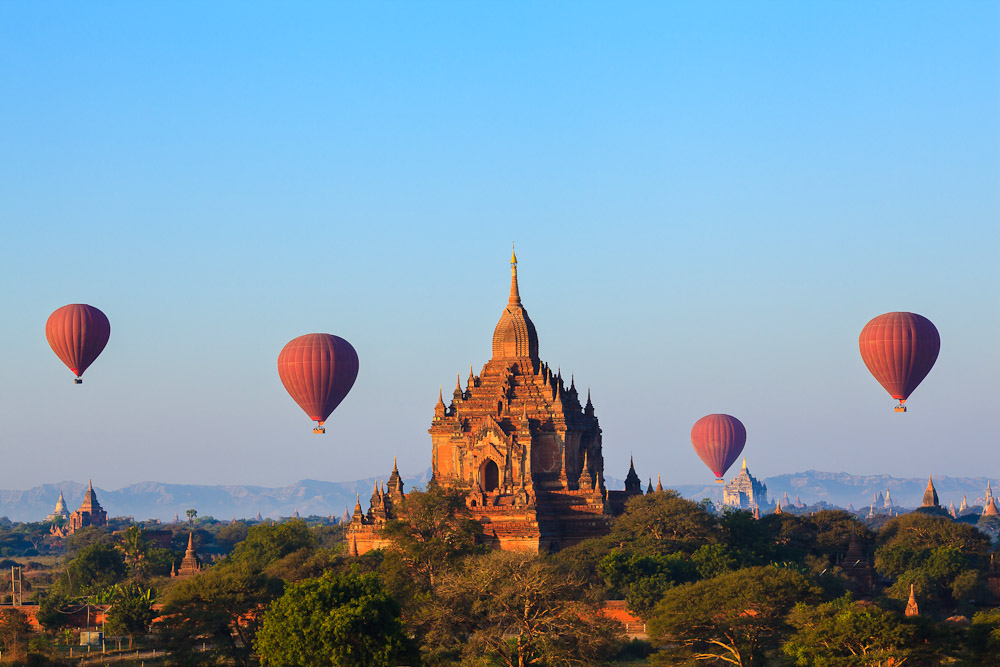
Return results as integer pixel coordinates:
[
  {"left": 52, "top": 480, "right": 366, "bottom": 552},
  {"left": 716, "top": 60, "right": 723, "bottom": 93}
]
[
  {"left": 172, "top": 533, "right": 203, "bottom": 578},
  {"left": 722, "top": 459, "right": 768, "bottom": 510},
  {"left": 922, "top": 475, "right": 940, "bottom": 508},
  {"left": 52, "top": 481, "right": 108, "bottom": 537},
  {"left": 46, "top": 491, "right": 70, "bottom": 522}
]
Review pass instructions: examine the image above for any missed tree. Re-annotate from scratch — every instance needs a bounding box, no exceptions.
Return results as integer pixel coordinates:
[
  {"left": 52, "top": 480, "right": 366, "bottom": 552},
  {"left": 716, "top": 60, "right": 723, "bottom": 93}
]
[
  {"left": 429, "top": 550, "right": 621, "bottom": 667},
  {"left": 719, "top": 509, "right": 773, "bottom": 566},
  {"left": 229, "top": 519, "right": 316, "bottom": 572},
  {"left": 783, "top": 595, "right": 936, "bottom": 666},
  {"left": 378, "top": 484, "right": 483, "bottom": 588},
  {"left": 216, "top": 521, "right": 250, "bottom": 553},
  {"left": 875, "top": 514, "right": 990, "bottom": 611},
  {"left": 63, "top": 526, "right": 114, "bottom": 554},
  {"left": 157, "top": 563, "right": 283, "bottom": 666},
  {"left": 36, "top": 590, "right": 74, "bottom": 631},
  {"left": 647, "top": 565, "right": 820, "bottom": 666},
  {"left": 598, "top": 549, "right": 698, "bottom": 615},
  {"left": 255, "top": 571, "right": 408, "bottom": 667},
  {"left": 610, "top": 491, "right": 718, "bottom": 555},
  {"left": 877, "top": 513, "right": 991, "bottom": 556},
  {"left": 690, "top": 543, "right": 740, "bottom": 579},
  {"left": 64, "top": 543, "right": 127, "bottom": 595},
  {"left": 965, "top": 609, "right": 1000, "bottom": 664},
  {"left": 116, "top": 525, "right": 149, "bottom": 581},
  {"left": 0, "top": 608, "right": 33, "bottom": 661},
  {"left": 104, "top": 583, "right": 157, "bottom": 649},
  {"left": 186, "top": 509, "right": 198, "bottom": 522}
]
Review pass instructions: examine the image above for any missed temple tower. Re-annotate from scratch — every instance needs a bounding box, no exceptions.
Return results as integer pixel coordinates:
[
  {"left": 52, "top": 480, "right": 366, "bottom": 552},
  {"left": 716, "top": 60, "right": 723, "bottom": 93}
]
[
  {"left": 173, "top": 533, "right": 203, "bottom": 578},
  {"left": 46, "top": 491, "right": 70, "bottom": 522},
  {"left": 67, "top": 481, "right": 108, "bottom": 534},
  {"left": 426, "top": 251, "right": 618, "bottom": 552},
  {"left": 922, "top": 475, "right": 939, "bottom": 508}
]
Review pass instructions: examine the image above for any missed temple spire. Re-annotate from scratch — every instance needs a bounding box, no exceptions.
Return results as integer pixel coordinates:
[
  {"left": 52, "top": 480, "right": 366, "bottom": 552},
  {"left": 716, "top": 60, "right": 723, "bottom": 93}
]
[
  {"left": 508, "top": 245, "right": 521, "bottom": 306},
  {"left": 905, "top": 583, "right": 920, "bottom": 616}
]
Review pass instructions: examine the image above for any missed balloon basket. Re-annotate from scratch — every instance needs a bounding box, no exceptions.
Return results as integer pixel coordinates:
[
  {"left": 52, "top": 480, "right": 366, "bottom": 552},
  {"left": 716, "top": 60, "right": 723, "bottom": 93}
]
[
  {"left": 313, "top": 427, "right": 326, "bottom": 434},
  {"left": 715, "top": 479, "right": 724, "bottom": 484},
  {"left": 894, "top": 406, "right": 907, "bottom": 413},
  {"left": 74, "top": 378, "right": 83, "bottom": 385}
]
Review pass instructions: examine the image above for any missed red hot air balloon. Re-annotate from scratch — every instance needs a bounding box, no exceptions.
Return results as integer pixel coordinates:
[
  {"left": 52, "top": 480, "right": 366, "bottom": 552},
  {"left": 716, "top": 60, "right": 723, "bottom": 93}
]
[
  {"left": 859, "top": 312, "right": 940, "bottom": 413},
  {"left": 277, "top": 334, "right": 359, "bottom": 433},
  {"left": 45, "top": 304, "right": 111, "bottom": 384},
  {"left": 691, "top": 414, "right": 747, "bottom": 482}
]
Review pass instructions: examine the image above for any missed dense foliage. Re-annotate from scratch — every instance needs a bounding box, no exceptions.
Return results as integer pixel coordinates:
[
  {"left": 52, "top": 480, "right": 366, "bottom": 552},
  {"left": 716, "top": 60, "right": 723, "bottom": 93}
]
[
  {"left": 1, "top": 489, "right": 997, "bottom": 666},
  {"left": 256, "top": 571, "right": 408, "bottom": 667}
]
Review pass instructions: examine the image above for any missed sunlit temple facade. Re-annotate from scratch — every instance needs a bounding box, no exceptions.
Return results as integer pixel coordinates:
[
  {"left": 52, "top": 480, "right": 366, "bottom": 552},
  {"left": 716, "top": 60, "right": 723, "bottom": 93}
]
[
  {"left": 348, "top": 251, "right": 643, "bottom": 554},
  {"left": 722, "top": 459, "right": 768, "bottom": 510}
]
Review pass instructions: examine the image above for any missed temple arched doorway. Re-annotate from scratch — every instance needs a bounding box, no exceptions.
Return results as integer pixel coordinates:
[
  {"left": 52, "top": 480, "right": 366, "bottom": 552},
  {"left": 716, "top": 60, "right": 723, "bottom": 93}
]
[{"left": 482, "top": 459, "right": 500, "bottom": 493}]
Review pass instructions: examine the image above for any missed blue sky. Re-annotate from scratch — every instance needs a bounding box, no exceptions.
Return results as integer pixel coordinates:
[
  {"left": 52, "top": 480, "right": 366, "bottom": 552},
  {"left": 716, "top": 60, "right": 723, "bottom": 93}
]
[{"left": 0, "top": 2, "right": 997, "bottom": 490}]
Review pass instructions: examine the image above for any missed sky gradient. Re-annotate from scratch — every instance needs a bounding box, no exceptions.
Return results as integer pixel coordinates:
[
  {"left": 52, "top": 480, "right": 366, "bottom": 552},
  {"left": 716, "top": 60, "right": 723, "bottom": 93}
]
[{"left": 1, "top": 3, "right": 997, "bottom": 490}]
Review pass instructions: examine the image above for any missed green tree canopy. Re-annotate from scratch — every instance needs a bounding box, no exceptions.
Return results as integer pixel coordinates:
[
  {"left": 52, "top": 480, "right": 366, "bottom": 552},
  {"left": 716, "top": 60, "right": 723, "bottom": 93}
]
[
  {"left": 875, "top": 514, "right": 990, "bottom": 611},
  {"left": 783, "top": 595, "right": 939, "bottom": 666},
  {"left": 229, "top": 519, "right": 317, "bottom": 572},
  {"left": 378, "top": 484, "right": 483, "bottom": 588},
  {"left": 104, "top": 583, "right": 157, "bottom": 649},
  {"left": 255, "top": 571, "right": 408, "bottom": 667},
  {"left": 116, "top": 525, "right": 149, "bottom": 581},
  {"left": 598, "top": 548, "right": 698, "bottom": 615},
  {"left": 965, "top": 608, "right": 1000, "bottom": 664},
  {"left": 429, "top": 550, "right": 621, "bottom": 667},
  {"left": 157, "top": 563, "right": 283, "bottom": 667},
  {"left": 610, "top": 490, "right": 718, "bottom": 555},
  {"left": 877, "top": 513, "right": 991, "bottom": 556},
  {"left": 647, "top": 565, "right": 821, "bottom": 667},
  {"left": 64, "top": 543, "right": 127, "bottom": 596}
]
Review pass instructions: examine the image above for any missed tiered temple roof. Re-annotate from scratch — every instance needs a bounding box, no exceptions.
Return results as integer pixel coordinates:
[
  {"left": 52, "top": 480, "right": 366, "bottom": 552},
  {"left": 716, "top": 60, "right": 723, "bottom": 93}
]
[
  {"left": 722, "top": 459, "right": 768, "bottom": 510},
  {"left": 63, "top": 481, "right": 108, "bottom": 535},
  {"left": 348, "top": 251, "right": 642, "bottom": 554},
  {"left": 172, "top": 533, "right": 203, "bottom": 578}
]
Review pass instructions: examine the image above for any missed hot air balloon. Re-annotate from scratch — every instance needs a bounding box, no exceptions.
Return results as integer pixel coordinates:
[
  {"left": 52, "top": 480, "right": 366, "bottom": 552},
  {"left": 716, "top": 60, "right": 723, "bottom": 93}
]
[
  {"left": 45, "top": 304, "right": 111, "bottom": 384},
  {"left": 858, "top": 312, "right": 939, "bottom": 412},
  {"left": 277, "top": 334, "right": 359, "bottom": 433},
  {"left": 691, "top": 414, "right": 746, "bottom": 482}
]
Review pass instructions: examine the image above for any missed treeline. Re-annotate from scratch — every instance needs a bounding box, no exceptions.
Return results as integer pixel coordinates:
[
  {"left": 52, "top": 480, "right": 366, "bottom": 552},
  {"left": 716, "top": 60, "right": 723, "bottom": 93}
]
[{"left": 4, "top": 487, "right": 1000, "bottom": 666}]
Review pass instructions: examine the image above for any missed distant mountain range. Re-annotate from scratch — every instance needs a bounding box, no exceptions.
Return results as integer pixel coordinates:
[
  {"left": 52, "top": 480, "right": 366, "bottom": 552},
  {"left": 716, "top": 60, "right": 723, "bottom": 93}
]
[
  {"left": 668, "top": 470, "right": 997, "bottom": 511},
  {"left": 0, "top": 471, "right": 433, "bottom": 524},
  {"left": 0, "top": 470, "right": 994, "bottom": 523}
]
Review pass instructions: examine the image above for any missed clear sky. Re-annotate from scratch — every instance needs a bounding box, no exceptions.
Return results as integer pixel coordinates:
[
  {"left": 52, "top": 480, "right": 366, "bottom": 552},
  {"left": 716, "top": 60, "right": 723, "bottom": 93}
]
[{"left": 0, "top": 2, "right": 997, "bottom": 490}]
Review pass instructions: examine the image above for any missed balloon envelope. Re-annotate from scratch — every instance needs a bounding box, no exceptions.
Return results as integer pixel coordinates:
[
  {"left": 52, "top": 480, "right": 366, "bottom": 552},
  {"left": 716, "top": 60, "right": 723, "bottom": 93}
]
[
  {"left": 45, "top": 304, "right": 111, "bottom": 380},
  {"left": 691, "top": 414, "right": 746, "bottom": 479},
  {"left": 858, "top": 312, "right": 939, "bottom": 405},
  {"left": 277, "top": 334, "right": 359, "bottom": 426}
]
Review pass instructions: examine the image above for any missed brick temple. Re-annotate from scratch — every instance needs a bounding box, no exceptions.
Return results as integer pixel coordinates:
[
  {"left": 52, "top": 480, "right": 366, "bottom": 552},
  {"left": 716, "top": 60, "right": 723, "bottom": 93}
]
[{"left": 348, "top": 250, "right": 643, "bottom": 554}]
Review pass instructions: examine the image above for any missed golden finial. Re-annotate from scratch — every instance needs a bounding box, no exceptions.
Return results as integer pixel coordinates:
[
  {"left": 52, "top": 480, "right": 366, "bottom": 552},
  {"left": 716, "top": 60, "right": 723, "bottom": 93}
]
[{"left": 511, "top": 241, "right": 517, "bottom": 265}]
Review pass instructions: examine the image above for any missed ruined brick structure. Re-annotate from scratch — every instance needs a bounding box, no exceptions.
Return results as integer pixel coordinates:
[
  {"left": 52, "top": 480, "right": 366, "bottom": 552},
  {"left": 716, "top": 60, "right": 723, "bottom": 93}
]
[{"left": 348, "top": 251, "right": 642, "bottom": 554}]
